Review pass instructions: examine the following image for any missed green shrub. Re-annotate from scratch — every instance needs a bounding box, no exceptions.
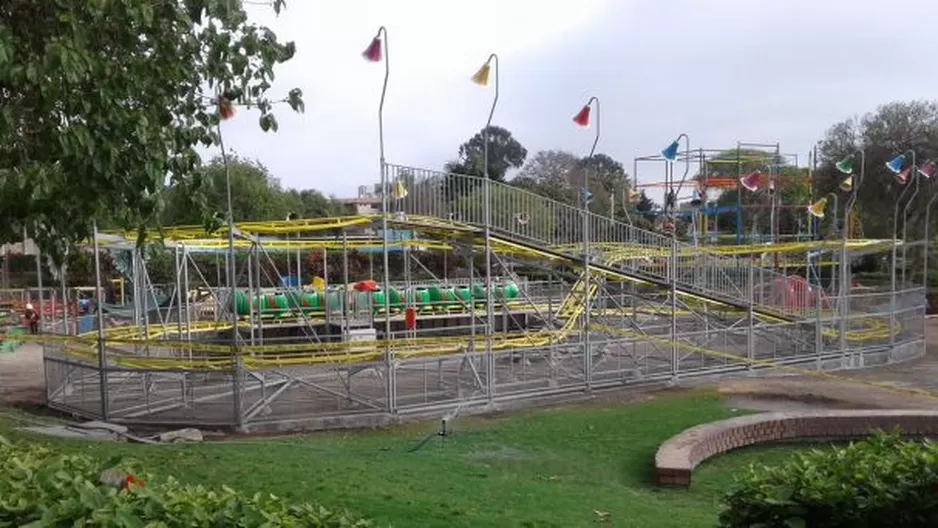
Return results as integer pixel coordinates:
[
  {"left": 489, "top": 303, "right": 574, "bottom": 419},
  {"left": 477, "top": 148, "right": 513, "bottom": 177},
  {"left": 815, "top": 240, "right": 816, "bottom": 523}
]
[
  {"left": 719, "top": 430, "right": 938, "bottom": 528},
  {"left": 0, "top": 435, "right": 373, "bottom": 527}
]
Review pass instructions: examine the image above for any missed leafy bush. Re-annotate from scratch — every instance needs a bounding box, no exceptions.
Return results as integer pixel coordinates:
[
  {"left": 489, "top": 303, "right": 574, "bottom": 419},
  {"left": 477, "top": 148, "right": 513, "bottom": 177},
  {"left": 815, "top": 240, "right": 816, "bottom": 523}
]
[
  {"left": 719, "top": 430, "right": 938, "bottom": 528},
  {"left": 0, "top": 435, "right": 373, "bottom": 527}
]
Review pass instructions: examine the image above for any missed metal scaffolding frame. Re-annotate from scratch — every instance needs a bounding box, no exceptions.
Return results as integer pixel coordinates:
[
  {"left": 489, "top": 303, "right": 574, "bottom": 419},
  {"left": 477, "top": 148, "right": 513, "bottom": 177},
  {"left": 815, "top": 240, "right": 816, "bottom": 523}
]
[{"left": 32, "top": 164, "right": 925, "bottom": 432}]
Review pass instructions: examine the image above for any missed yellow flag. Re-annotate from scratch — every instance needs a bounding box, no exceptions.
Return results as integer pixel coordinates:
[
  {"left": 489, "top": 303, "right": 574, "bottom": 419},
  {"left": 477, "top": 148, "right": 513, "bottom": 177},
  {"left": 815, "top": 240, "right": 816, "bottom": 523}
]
[
  {"left": 471, "top": 63, "right": 490, "bottom": 86},
  {"left": 394, "top": 180, "right": 408, "bottom": 199}
]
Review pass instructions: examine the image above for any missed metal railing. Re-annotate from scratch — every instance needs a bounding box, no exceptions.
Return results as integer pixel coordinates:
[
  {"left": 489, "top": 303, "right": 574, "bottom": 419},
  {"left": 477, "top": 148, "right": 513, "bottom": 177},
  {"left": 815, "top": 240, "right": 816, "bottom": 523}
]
[{"left": 387, "top": 164, "right": 819, "bottom": 320}]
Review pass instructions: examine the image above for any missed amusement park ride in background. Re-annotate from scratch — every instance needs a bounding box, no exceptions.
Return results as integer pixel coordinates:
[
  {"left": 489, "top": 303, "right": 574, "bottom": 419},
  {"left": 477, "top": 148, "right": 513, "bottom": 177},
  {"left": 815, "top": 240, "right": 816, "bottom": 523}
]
[{"left": 633, "top": 142, "right": 865, "bottom": 248}]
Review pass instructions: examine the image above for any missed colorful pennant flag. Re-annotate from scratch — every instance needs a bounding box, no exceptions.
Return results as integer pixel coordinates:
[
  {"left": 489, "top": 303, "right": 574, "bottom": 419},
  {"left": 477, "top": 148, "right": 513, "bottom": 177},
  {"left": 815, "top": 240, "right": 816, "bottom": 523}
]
[{"left": 362, "top": 36, "right": 383, "bottom": 62}]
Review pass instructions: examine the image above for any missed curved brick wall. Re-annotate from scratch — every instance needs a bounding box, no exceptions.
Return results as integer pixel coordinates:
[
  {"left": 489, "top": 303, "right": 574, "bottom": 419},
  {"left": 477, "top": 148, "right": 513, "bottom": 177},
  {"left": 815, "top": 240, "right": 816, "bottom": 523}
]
[{"left": 655, "top": 410, "right": 938, "bottom": 487}]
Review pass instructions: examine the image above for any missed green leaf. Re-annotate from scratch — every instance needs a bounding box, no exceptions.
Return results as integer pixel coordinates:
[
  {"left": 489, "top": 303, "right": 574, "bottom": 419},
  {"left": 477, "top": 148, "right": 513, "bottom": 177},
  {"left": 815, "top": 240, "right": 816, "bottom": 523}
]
[
  {"left": 287, "top": 87, "right": 304, "bottom": 113},
  {"left": 259, "top": 114, "right": 278, "bottom": 133}
]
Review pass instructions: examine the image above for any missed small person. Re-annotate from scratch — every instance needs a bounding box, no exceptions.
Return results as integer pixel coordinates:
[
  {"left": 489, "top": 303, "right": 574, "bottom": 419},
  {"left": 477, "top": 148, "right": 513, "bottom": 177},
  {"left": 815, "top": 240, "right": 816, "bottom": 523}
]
[{"left": 23, "top": 303, "right": 39, "bottom": 334}]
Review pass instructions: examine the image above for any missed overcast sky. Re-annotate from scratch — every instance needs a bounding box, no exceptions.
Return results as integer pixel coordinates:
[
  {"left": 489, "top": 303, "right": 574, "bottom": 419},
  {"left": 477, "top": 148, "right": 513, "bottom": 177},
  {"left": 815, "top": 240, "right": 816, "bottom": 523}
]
[{"left": 219, "top": 0, "right": 938, "bottom": 200}]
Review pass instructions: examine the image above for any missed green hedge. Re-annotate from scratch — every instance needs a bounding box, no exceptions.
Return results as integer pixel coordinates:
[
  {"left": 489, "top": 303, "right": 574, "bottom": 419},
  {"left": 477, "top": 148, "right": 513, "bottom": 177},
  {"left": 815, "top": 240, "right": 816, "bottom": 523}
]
[
  {"left": 0, "top": 435, "right": 373, "bottom": 527},
  {"left": 719, "top": 431, "right": 938, "bottom": 528}
]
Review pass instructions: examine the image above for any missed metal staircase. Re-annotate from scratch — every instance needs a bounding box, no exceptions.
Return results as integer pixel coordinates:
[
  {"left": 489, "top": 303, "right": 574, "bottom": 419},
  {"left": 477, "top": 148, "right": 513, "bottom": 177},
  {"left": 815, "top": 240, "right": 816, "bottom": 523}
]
[{"left": 389, "top": 163, "right": 817, "bottom": 321}]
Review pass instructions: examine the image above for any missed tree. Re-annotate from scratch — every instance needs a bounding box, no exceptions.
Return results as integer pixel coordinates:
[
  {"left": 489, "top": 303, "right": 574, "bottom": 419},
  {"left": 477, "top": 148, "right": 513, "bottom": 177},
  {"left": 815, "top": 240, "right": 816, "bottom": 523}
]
[
  {"left": 577, "top": 153, "right": 630, "bottom": 219},
  {"left": 634, "top": 191, "right": 655, "bottom": 214},
  {"left": 0, "top": 0, "right": 303, "bottom": 262},
  {"left": 816, "top": 100, "right": 938, "bottom": 242},
  {"left": 512, "top": 150, "right": 633, "bottom": 219},
  {"left": 444, "top": 125, "right": 527, "bottom": 182},
  {"left": 512, "top": 149, "right": 579, "bottom": 205},
  {"left": 162, "top": 155, "right": 337, "bottom": 227},
  {"left": 630, "top": 190, "right": 656, "bottom": 230},
  {"left": 282, "top": 189, "right": 339, "bottom": 220},
  {"left": 163, "top": 155, "right": 277, "bottom": 225}
]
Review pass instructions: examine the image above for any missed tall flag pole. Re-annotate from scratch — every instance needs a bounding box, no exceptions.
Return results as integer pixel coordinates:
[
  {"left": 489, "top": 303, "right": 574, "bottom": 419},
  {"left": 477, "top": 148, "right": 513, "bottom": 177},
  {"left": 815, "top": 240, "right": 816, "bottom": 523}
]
[
  {"left": 839, "top": 150, "right": 865, "bottom": 356},
  {"left": 573, "top": 97, "right": 599, "bottom": 391},
  {"left": 917, "top": 157, "right": 937, "bottom": 287},
  {"left": 472, "top": 53, "right": 499, "bottom": 402},
  {"left": 660, "top": 132, "right": 688, "bottom": 379},
  {"left": 362, "top": 26, "right": 395, "bottom": 412}
]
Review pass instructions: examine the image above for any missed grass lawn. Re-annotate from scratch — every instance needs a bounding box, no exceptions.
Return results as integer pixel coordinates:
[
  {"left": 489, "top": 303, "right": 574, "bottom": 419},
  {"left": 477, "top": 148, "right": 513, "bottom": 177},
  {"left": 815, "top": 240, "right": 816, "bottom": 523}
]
[{"left": 0, "top": 391, "right": 805, "bottom": 527}]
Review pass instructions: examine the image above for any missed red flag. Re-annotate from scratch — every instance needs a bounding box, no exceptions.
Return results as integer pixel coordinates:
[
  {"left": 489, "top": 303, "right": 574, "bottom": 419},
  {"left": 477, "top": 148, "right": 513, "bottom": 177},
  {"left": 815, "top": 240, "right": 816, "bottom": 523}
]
[
  {"left": 217, "top": 96, "right": 235, "bottom": 120},
  {"left": 572, "top": 105, "right": 591, "bottom": 127}
]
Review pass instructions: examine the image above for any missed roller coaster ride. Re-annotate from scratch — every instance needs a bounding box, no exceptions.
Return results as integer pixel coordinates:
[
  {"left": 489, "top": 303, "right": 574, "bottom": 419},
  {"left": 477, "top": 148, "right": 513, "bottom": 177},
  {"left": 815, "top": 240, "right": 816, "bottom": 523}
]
[
  {"left": 29, "top": 161, "right": 924, "bottom": 433},
  {"left": 21, "top": 27, "right": 924, "bottom": 432}
]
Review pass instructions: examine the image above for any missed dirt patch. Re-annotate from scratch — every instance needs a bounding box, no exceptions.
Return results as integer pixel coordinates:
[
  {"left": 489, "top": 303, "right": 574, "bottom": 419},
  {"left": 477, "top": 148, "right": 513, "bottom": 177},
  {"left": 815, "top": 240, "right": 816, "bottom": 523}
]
[
  {"left": 715, "top": 318, "right": 938, "bottom": 412},
  {"left": 0, "top": 343, "right": 45, "bottom": 407}
]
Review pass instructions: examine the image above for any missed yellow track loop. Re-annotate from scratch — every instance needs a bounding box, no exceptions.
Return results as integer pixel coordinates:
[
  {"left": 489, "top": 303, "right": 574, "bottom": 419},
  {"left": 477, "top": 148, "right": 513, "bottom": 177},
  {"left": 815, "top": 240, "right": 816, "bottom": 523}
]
[
  {"left": 31, "top": 301, "right": 900, "bottom": 371},
  {"left": 551, "top": 239, "right": 896, "bottom": 258},
  {"left": 98, "top": 214, "right": 894, "bottom": 258},
  {"left": 55, "top": 275, "right": 891, "bottom": 370},
  {"left": 52, "top": 214, "right": 896, "bottom": 370},
  {"left": 156, "top": 239, "right": 455, "bottom": 252}
]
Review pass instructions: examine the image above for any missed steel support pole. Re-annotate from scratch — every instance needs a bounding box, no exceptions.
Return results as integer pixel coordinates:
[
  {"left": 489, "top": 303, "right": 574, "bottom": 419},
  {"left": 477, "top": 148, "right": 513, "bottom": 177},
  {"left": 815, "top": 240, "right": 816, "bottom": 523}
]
[
  {"left": 34, "top": 229, "right": 44, "bottom": 333},
  {"left": 342, "top": 230, "right": 350, "bottom": 340},
  {"left": 735, "top": 143, "right": 743, "bottom": 245},
  {"left": 370, "top": 26, "right": 394, "bottom": 413},
  {"left": 175, "top": 245, "right": 184, "bottom": 342},
  {"left": 213, "top": 253, "right": 221, "bottom": 322},
  {"left": 60, "top": 261, "right": 69, "bottom": 335},
  {"left": 296, "top": 236, "right": 301, "bottom": 289},
  {"left": 92, "top": 221, "right": 109, "bottom": 420},
  {"left": 662, "top": 133, "right": 689, "bottom": 380},
  {"left": 814, "top": 253, "right": 823, "bottom": 369},
  {"left": 842, "top": 151, "right": 864, "bottom": 361},
  {"left": 827, "top": 192, "right": 838, "bottom": 323},
  {"left": 216, "top": 97, "right": 241, "bottom": 428},
  {"left": 747, "top": 256, "right": 755, "bottom": 370},
  {"left": 481, "top": 53, "right": 500, "bottom": 402},
  {"left": 183, "top": 247, "right": 191, "bottom": 343},
  {"left": 132, "top": 251, "right": 141, "bottom": 344},
  {"left": 839, "top": 243, "right": 850, "bottom": 364},
  {"left": 140, "top": 248, "right": 150, "bottom": 355},
  {"left": 578, "top": 96, "right": 600, "bottom": 392},
  {"left": 469, "top": 243, "right": 476, "bottom": 347},
  {"left": 322, "top": 247, "right": 330, "bottom": 333},
  {"left": 246, "top": 247, "right": 255, "bottom": 345},
  {"left": 255, "top": 244, "right": 263, "bottom": 345},
  {"left": 836, "top": 211, "right": 848, "bottom": 359},
  {"left": 924, "top": 192, "right": 938, "bottom": 298},
  {"left": 890, "top": 151, "right": 913, "bottom": 352},
  {"left": 285, "top": 228, "right": 292, "bottom": 281},
  {"left": 901, "top": 166, "right": 920, "bottom": 286},
  {"left": 670, "top": 236, "right": 678, "bottom": 380}
]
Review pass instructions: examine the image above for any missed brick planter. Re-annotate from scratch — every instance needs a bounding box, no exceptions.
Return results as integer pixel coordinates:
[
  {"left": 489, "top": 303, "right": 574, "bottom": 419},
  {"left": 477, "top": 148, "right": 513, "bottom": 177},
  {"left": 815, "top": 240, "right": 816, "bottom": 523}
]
[{"left": 655, "top": 410, "right": 938, "bottom": 488}]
